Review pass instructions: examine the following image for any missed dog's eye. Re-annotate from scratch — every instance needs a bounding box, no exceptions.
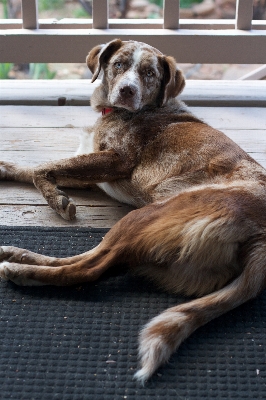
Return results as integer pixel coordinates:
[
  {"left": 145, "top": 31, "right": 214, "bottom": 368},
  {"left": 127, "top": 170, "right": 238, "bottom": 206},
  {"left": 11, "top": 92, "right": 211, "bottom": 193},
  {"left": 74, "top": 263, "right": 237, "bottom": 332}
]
[
  {"left": 146, "top": 70, "right": 154, "bottom": 77},
  {"left": 114, "top": 62, "right": 123, "bottom": 70}
]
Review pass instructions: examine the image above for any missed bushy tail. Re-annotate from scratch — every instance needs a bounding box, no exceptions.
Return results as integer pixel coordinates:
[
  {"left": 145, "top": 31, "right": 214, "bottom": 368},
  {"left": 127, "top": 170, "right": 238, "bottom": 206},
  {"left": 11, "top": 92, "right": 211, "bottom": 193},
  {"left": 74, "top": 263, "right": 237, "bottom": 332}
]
[{"left": 134, "top": 235, "right": 266, "bottom": 383}]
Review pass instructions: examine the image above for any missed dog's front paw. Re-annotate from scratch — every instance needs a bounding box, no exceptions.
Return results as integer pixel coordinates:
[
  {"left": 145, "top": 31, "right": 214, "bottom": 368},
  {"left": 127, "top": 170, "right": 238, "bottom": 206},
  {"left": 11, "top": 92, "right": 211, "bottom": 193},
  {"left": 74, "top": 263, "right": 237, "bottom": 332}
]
[{"left": 51, "top": 190, "right": 76, "bottom": 220}]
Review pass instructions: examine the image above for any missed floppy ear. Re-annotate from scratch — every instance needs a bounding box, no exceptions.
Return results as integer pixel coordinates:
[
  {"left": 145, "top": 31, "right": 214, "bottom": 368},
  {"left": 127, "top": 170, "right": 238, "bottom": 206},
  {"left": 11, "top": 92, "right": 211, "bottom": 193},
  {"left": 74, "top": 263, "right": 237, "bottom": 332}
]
[
  {"left": 86, "top": 39, "right": 123, "bottom": 83},
  {"left": 159, "top": 55, "right": 185, "bottom": 105}
]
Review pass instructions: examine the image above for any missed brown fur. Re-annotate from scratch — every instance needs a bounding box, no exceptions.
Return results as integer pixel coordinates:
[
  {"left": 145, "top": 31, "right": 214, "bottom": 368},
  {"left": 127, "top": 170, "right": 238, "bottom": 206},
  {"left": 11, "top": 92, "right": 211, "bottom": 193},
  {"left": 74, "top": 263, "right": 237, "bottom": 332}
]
[{"left": 1, "top": 39, "right": 266, "bottom": 382}]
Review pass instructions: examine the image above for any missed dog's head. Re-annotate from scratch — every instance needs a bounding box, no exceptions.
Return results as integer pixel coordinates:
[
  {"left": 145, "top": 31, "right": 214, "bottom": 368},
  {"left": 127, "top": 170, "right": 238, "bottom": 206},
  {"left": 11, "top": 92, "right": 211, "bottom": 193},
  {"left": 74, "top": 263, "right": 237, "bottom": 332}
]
[{"left": 87, "top": 39, "right": 185, "bottom": 112}]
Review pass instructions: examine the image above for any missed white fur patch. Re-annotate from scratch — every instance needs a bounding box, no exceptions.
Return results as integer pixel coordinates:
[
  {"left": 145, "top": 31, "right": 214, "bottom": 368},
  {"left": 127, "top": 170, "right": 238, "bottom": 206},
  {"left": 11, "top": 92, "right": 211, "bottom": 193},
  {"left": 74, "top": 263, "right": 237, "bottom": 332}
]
[
  {"left": 0, "top": 261, "right": 11, "bottom": 280},
  {"left": 75, "top": 129, "right": 95, "bottom": 156},
  {"left": 132, "top": 47, "right": 144, "bottom": 65},
  {"left": 0, "top": 261, "right": 45, "bottom": 286},
  {"left": 0, "top": 166, "right": 8, "bottom": 178},
  {"left": 97, "top": 182, "right": 136, "bottom": 206},
  {"left": 134, "top": 310, "right": 189, "bottom": 383}
]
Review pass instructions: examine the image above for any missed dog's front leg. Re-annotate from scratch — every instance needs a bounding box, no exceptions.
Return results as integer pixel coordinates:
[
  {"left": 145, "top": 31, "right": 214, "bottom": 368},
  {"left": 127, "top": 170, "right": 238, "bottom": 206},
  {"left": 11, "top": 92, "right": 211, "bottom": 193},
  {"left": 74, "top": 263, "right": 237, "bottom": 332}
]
[
  {"left": 33, "top": 150, "right": 133, "bottom": 220},
  {"left": 0, "top": 161, "right": 34, "bottom": 183}
]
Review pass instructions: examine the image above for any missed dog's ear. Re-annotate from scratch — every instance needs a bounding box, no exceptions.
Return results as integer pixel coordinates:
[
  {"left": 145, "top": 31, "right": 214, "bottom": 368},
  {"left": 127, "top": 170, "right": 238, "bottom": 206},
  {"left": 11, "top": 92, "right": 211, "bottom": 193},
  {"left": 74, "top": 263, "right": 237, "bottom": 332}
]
[
  {"left": 86, "top": 39, "right": 123, "bottom": 83},
  {"left": 159, "top": 56, "right": 185, "bottom": 105}
]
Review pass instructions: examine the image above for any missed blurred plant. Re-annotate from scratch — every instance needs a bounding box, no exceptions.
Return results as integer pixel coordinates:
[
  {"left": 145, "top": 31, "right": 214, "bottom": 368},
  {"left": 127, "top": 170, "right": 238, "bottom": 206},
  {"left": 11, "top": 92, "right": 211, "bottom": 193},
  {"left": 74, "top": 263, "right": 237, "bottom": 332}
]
[
  {"left": 149, "top": 0, "right": 163, "bottom": 7},
  {"left": 180, "top": 0, "right": 203, "bottom": 8},
  {"left": 0, "top": 63, "right": 13, "bottom": 79},
  {"left": 0, "top": 0, "right": 8, "bottom": 18},
  {"left": 149, "top": 0, "right": 203, "bottom": 8},
  {"left": 38, "top": 0, "right": 64, "bottom": 12},
  {"left": 74, "top": 6, "right": 91, "bottom": 18},
  {"left": 29, "top": 63, "right": 56, "bottom": 79},
  {"left": 78, "top": 0, "right": 92, "bottom": 16}
]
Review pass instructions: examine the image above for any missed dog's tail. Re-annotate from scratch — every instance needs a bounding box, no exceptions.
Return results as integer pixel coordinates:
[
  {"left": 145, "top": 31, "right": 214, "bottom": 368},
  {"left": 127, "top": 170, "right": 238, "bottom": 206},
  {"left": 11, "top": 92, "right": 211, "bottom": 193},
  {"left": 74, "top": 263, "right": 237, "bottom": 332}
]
[{"left": 134, "top": 235, "right": 266, "bottom": 383}]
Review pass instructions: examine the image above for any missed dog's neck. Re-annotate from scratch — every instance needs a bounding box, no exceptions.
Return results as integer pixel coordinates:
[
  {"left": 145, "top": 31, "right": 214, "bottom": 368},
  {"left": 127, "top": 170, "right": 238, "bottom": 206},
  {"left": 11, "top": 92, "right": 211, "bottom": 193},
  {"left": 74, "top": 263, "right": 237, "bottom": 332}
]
[{"left": 102, "top": 108, "right": 113, "bottom": 116}]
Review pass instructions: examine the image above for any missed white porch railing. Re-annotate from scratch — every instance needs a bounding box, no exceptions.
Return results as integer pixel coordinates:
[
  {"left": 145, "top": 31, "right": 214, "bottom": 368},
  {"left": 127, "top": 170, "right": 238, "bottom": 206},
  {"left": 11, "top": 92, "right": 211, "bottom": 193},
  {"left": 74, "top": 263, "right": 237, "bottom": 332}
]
[{"left": 0, "top": 0, "right": 266, "bottom": 63}]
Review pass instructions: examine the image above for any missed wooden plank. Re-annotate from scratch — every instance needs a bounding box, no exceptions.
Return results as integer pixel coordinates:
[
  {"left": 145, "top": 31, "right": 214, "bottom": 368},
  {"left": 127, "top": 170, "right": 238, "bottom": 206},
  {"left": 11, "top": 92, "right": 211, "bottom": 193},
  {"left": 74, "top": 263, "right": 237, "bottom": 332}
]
[
  {"left": 235, "top": 0, "right": 253, "bottom": 31},
  {"left": 1, "top": 29, "right": 266, "bottom": 64},
  {"left": 0, "top": 106, "right": 98, "bottom": 128},
  {"left": 0, "top": 182, "right": 131, "bottom": 207},
  {"left": 2, "top": 106, "right": 266, "bottom": 130},
  {"left": 1, "top": 127, "right": 266, "bottom": 167},
  {"left": 1, "top": 19, "right": 266, "bottom": 30},
  {"left": 182, "top": 81, "right": 266, "bottom": 107},
  {"left": 193, "top": 108, "right": 266, "bottom": 130},
  {"left": 1, "top": 128, "right": 79, "bottom": 151},
  {"left": 92, "top": 0, "right": 108, "bottom": 29},
  {"left": 1, "top": 105, "right": 266, "bottom": 227},
  {"left": 0, "top": 151, "right": 74, "bottom": 165},
  {"left": 239, "top": 65, "right": 266, "bottom": 81},
  {"left": 21, "top": 0, "right": 38, "bottom": 30},
  {"left": 2, "top": 128, "right": 266, "bottom": 154},
  {"left": 1, "top": 80, "right": 266, "bottom": 107},
  {"left": 164, "top": 0, "right": 179, "bottom": 30},
  {"left": 0, "top": 204, "right": 132, "bottom": 228}
]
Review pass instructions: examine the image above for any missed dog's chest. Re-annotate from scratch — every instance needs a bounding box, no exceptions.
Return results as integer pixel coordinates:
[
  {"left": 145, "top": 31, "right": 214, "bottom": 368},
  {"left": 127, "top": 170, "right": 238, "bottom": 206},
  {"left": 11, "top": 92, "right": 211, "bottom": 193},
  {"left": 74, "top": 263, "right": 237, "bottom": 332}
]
[
  {"left": 75, "top": 125, "right": 139, "bottom": 206},
  {"left": 75, "top": 129, "right": 95, "bottom": 156}
]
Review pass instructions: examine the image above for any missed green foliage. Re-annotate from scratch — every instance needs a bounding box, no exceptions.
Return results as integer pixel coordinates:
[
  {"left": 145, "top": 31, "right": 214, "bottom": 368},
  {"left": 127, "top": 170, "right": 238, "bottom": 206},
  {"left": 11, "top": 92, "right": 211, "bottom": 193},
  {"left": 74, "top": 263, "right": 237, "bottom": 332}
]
[
  {"left": 38, "top": 0, "right": 64, "bottom": 12},
  {"left": 73, "top": 6, "right": 91, "bottom": 18},
  {"left": 0, "top": 0, "right": 8, "bottom": 18},
  {"left": 0, "top": 63, "right": 13, "bottom": 79},
  {"left": 149, "top": 0, "right": 203, "bottom": 8},
  {"left": 180, "top": 0, "right": 203, "bottom": 8},
  {"left": 149, "top": 0, "right": 163, "bottom": 7},
  {"left": 29, "top": 64, "right": 56, "bottom": 79}
]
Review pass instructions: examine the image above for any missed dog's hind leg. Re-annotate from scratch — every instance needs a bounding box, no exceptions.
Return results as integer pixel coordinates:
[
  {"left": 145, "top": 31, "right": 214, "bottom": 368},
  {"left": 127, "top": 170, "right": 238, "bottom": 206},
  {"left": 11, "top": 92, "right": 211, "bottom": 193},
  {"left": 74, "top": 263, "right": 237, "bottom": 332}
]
[
  {"left": 0, "top": 245, "right": 102, "bottom": 267},
  {"left": 0, "top": 206, "right": 147, "bottom": 286},
  {"left": 0, "top": 202, "right": 163, "bottom": 286},
  {"left": 0, "top": 243, "right": 119, "bottom": 286},
  {"left": 134, "top": 236, "right": 266, "bottom": 383}
]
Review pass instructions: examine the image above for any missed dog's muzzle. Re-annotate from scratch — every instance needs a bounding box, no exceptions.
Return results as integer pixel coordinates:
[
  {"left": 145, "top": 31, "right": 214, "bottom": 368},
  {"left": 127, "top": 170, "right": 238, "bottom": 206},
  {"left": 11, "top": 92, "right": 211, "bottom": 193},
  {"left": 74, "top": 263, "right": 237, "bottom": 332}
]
[{"left": 119, "top": 85, "right": 136, "bottom": 99}]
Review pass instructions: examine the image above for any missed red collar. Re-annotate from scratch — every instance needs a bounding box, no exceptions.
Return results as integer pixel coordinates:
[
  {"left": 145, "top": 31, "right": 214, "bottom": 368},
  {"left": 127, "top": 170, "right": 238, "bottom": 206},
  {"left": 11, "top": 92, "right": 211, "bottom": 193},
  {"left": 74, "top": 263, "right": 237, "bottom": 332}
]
[{"left": 102, "top": 108, "right": 113, "bottom": 116}]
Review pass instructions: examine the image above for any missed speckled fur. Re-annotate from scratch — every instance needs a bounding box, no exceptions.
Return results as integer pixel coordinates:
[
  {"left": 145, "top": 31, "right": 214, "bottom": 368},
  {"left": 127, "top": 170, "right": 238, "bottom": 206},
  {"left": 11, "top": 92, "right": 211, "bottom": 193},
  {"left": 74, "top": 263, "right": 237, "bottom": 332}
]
[{"left": 2, "top": 40, "right": 266, "bottom": 383}]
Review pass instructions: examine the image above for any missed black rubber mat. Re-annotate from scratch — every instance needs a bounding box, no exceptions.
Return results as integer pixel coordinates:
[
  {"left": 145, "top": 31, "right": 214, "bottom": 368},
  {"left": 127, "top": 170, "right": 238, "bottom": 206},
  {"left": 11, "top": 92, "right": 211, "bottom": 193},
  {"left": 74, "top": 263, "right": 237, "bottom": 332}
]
[{"left": 0, "top": 226, "right": 266, "bottom": 399}]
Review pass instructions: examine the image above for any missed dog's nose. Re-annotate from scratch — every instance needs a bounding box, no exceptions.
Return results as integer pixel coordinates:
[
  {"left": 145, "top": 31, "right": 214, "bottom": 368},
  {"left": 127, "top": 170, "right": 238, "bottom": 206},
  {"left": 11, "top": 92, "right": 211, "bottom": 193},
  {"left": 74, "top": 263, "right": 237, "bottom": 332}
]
[{"left": 119, "top": 85, "right": 136, "bottom": 98}]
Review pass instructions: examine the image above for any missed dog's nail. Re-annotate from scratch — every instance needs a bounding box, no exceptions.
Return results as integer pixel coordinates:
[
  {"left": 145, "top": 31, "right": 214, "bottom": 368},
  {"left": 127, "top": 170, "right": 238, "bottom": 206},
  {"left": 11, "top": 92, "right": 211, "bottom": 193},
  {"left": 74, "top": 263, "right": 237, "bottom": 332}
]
[
  {"left": 68, "top": 203, "right": 76, "bottom": 220},
  {"left": 61, "top": 196, "right": 69, "bottom": 210}
]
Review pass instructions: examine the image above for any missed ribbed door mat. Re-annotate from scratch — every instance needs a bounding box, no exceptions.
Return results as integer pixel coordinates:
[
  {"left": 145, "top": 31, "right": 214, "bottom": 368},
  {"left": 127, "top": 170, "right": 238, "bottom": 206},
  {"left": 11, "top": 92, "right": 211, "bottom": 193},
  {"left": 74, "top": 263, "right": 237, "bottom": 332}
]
[{"left": 0, "top": 226, "right": 266, "bottom": 400}]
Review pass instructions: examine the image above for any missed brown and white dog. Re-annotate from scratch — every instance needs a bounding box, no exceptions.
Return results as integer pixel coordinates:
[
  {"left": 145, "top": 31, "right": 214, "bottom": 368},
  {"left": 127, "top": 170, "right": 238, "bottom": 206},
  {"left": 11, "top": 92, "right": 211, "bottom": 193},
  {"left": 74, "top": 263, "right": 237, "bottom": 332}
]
[{"left": 1, "top": 39, "right": 266, "bottom": 383}]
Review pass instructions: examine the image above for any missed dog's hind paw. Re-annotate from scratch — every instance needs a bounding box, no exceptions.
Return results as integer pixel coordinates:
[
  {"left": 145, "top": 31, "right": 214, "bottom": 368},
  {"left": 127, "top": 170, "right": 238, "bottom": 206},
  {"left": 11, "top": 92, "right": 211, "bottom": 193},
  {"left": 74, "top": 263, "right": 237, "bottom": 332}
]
[
  {"left": 0, "top": 261, "right": 46, "bottom": 286},
  {"left": 0, "top": 246, "right": 18, "bottom": 263}
]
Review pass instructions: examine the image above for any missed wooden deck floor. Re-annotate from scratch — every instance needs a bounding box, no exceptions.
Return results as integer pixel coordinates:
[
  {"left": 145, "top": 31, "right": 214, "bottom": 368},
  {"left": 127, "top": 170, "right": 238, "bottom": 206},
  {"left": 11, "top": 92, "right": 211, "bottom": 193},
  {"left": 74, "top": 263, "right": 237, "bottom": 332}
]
[{"left": 1, "top": 82, "right": 266, "bottom": 228}]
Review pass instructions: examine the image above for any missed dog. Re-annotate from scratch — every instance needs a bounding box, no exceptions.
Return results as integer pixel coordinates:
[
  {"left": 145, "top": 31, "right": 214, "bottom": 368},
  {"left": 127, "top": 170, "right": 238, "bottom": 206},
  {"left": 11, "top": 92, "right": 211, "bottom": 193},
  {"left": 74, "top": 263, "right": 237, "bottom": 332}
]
[{"left": 1, "top": 39, "right": 266, "bottom": 383}]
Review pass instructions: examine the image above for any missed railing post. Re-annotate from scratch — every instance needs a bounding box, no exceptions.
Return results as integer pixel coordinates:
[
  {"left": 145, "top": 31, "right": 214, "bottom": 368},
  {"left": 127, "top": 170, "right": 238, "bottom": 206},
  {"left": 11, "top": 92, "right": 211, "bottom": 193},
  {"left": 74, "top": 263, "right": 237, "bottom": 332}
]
[
  {"left": 21, "top": 0, "right": 38, "bottom": 29},
  {"left": 163, "top": 0, "right": 179, "bottom": 29},
  {"left": 235, "top": 0, "right": 253, "bottom": 30},
  {"left": 92, "top": 0, "right": 109, "bottom": 29}
]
